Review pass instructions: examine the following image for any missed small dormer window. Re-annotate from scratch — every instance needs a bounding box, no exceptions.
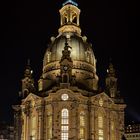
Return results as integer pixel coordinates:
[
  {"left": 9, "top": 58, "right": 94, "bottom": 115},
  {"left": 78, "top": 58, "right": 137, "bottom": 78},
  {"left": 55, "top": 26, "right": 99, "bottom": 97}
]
[
  {"left": 85, "top": 50, "right": 91, "bottom": 63},
  {"left": 47, "top": 51, "right": 51, "bottom": 63}
]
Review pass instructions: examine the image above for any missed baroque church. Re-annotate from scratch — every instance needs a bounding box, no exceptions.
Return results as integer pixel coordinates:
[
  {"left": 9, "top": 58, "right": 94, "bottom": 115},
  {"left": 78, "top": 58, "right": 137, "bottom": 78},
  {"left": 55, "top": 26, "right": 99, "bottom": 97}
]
[{"left": 13, "top": 0, "right": 126, "bottom": 140}]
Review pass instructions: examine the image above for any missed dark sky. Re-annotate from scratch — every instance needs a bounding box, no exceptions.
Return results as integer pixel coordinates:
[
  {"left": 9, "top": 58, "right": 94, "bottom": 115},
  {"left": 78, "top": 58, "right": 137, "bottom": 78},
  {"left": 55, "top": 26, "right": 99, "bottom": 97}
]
[{"left": 0, "top": 0, "right": 138, "bottom": 124}]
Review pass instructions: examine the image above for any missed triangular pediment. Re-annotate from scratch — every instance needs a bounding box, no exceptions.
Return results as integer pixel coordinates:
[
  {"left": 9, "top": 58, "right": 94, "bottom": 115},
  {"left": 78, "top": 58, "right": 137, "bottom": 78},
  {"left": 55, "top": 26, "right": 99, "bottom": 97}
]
[
  {"left": 22, "top": 93, "right": 41, "bottom": 104},
  {"left": 94, "top": 92, "right": 114, "bottom": 101},
  {"left": 91, "top": 92, "right": 115, "bottom": 107}
]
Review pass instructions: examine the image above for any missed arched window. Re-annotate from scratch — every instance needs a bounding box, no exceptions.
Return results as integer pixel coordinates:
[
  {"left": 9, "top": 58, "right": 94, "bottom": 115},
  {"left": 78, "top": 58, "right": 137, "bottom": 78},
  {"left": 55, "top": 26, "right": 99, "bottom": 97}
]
[
  {"left": 98, "top": 114, "right": 104, "bottom": 140},
  {"left": 47, "top": 51, "right": 51, "bottom": 63},
  {"left": 61, "top": 109, "right": 69, "bottom": 140},
  {"left": 80, "top": 111, "right": 85, "bottom": 140}
]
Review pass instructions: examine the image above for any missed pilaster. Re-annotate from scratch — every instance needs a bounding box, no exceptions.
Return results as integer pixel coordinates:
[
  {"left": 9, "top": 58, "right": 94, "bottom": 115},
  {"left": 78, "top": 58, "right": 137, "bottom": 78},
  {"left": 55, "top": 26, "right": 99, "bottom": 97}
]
[{"left": 36, "top": 102, "right": 44, "bottom": 140}]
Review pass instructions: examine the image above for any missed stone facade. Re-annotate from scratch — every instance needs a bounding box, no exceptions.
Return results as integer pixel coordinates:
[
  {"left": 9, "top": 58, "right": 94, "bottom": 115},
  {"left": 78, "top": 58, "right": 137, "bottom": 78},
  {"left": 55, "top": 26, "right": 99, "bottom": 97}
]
[
  {"left": 16, "top": 90, "right": 125, "bottom": 140},
  {"left": 13, "top": 0, "right": 126, "bottom": 140}
]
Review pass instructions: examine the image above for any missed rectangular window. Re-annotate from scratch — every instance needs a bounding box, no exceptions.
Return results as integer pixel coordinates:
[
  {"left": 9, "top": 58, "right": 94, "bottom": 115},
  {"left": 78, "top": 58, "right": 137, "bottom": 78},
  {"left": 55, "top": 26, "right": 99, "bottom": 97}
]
[
  {"left": 99, "top": 137, "right": 103, "bottom": 140},
  {"left": 98, "top": 129, "right": 103, "bottom": 135},
  {"left": 80, "top": 116, "right": 85, "bottom": 126},
  {"left": 61, "top": 132, "right": 68, "bottom": 140},
  {"left": 61, "top": 126, "right": 69, "bottom": 132},
  {"left": 62, "top": 118, "right": 69, "bottom": 124},
  {"left": 98, "top": 116, "right": 103, "bottom": 128},
  {"left": 80, "top": 128, "right": 84, "bottom": 138},
  {"left": 31, "top": 116, "right": 36, "bottom": 139},
  {"left": 98, "top": 116, "right": 103, "bottom": 140}
]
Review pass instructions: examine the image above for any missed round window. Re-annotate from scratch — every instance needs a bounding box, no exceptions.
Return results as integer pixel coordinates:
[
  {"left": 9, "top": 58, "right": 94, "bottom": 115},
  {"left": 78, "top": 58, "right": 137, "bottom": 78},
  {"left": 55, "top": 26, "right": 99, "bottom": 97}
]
[{"left": 61, "top": 94, "right": 69, "bottom": 101}]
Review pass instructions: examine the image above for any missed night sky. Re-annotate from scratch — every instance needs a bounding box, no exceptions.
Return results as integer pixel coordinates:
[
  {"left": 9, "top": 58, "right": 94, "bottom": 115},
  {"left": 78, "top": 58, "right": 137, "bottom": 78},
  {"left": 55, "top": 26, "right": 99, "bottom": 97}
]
[{"left": 0, "top": 0, "right": 138, "bottom": 124}]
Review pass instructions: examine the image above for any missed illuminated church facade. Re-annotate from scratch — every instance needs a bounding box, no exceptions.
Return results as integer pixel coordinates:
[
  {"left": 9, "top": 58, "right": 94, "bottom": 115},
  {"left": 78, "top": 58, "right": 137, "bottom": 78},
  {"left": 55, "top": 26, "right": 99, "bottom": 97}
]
[{"left": 13, "top": 0, "right": 126, "bottom": 140}]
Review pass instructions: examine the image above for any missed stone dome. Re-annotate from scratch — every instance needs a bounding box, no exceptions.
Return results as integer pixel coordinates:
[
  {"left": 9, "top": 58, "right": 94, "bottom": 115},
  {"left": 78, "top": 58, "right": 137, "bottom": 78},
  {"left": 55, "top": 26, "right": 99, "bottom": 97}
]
[
  {"left": 43, "top": 33, "right": 96, "bottom": 67},
  {"left": 39, "top": 2, "right": 99, "bottom": 91},
  {"left": 42, "top": 33, "right": 98, "bottom": 91}
]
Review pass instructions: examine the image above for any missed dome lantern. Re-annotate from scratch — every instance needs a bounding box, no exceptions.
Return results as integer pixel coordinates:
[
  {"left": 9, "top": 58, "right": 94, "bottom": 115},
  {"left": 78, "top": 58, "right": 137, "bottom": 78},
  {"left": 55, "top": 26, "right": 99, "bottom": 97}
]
[{"left": 59, "top": 0, "right": 81, "bottom": 35}]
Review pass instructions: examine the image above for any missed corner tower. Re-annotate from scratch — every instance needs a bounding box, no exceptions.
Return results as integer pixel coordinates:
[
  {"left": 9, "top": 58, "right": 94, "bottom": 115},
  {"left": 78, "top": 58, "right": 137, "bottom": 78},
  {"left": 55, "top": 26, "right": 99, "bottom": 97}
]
[{"left": 21, "top": 60, "right": 35, "bottom": 98}]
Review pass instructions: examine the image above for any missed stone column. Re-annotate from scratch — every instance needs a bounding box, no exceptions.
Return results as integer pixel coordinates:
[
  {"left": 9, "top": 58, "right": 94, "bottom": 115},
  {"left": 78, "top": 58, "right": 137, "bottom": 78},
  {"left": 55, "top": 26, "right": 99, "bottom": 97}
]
[
  {"left": 60, "top": 15, "right": 63, "bottom": 26},
  {"left": 118, "top": 111, "right": 125, "bottom": 140},
  {"left": 52, "top": 102, "right": 60, "bottom": 140},
  {"left": 90, "top": 106, "right": 95, "bottom": 140},
  {"left": 94, "top": 107, "right": 98, "bottom": 140},
  {"left": 22, "top": 113, "right": 26, "bottom": 140},
  {"left": 77, "top": 15, "right": 79, "bottom": 26},
  {"left": 37, "top": 101, "right": 45, "bottom": 140},
  {"left": 87, "top": 100, "right": 91, "bottom": 140},
  {"left": 24, "top": 102, "right": 30, "bottom": 140},
  {"left": 26, "top": 115, "right": 29, "bottom": 140},
  {"left": 69, "top": 102, "right": 77, "bottom": 140}
]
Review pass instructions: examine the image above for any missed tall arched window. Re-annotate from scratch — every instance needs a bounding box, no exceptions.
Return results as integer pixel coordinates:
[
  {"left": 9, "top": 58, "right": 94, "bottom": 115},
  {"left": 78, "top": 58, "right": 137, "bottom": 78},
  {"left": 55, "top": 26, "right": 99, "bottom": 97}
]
[
  {"left": 61, "top": 109, "right": 69, "bottom": 140},
  {"left": 80, "top": 111, "right": 85, "bottom": 140},
  {"left": 98, "top": 114, "right": 104, "bottom": 140}
]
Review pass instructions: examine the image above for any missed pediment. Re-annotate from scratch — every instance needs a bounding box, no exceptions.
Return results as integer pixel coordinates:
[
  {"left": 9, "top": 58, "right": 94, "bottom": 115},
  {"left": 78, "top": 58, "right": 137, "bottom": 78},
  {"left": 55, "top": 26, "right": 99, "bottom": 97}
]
[
  {"left": 91, "top": 92, "right": 115, "bottom": 107},
  {"left": 45, "top": 88, "right": 88, "bottom": 102},
  {"left": 22, "top": 93, "right": 41, "bottom": 104}
]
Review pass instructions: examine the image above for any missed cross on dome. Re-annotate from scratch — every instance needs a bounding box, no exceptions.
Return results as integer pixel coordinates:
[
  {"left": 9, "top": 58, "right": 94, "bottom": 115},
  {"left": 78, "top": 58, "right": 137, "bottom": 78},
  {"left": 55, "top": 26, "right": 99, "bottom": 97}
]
[{"left": 62, "top": 0, "right": 78, "bottom": 7}]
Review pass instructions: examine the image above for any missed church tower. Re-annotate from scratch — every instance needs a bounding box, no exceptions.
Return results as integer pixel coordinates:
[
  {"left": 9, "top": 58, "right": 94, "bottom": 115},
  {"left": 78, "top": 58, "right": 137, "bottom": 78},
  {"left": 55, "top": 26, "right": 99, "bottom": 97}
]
[
  {"left": 106, "top": 62, "right": 118, "bottom": 98},
  {"left": 13, "top": 1, "right": 126, "bottom": 140},
  {"left": 21, "top": 60, "right": 36, "bottom": 98}
]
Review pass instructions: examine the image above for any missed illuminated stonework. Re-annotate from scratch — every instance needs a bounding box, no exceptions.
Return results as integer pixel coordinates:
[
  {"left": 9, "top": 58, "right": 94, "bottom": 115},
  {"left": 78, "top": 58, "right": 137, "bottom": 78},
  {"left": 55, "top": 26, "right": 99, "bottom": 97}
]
[
  {"left": 125, "top": 123, "right": 140, "bottom": 140},
  {"left": 59, "top": 1, "right": 81, "bottom": 34},
  {"left": 13, "top": 1, "right": 126, "bottom": 140}
]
